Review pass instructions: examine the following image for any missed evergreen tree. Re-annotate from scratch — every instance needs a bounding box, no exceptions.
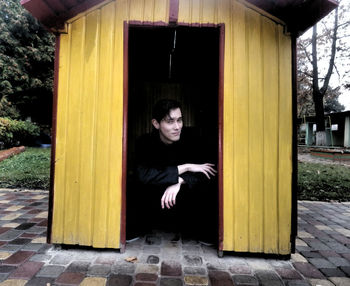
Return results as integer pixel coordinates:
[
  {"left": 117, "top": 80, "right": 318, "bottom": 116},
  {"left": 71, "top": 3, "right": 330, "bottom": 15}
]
[{"left": 0, "top": 0, "right": 55, "bottom": 125}]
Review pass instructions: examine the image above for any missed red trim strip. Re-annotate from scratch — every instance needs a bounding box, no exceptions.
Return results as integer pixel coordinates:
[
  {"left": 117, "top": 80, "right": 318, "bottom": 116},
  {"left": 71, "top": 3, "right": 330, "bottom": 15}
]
[
  {"left": 120, "top": 21, "right": 129, "bottom": 251},
  {"left": 47, "top": 34, "right": 60, "bottom": 244},
  {"left": 169, "top": 0, "right": 179, "bottom": 24},
  {"left": 218, "top": 24, "right": 225, "bottom": 253}
]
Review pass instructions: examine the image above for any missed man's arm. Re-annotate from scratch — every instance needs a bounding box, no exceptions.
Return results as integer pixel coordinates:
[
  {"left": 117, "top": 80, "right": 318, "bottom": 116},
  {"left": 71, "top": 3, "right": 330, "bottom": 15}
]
[{"left": 136, "top": 165, "right": 179, "bottom": 187}]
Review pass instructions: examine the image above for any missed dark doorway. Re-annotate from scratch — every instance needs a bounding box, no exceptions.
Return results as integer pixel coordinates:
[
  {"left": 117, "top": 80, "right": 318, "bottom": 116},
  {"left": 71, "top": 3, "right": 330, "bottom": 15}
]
[{"left": 126, "top": 25, "right": 220, "bottom": 243}]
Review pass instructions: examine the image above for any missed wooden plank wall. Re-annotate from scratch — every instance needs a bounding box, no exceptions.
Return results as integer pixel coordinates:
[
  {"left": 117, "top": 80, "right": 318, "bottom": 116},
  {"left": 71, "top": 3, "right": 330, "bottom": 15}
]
[{"left": 52, "top": 0, "right": 292, "bottom": 254}]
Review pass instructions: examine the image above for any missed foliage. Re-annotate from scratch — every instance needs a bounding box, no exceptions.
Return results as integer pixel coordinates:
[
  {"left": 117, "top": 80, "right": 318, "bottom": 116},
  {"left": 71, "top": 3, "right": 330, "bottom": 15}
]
[
  {"left": 297, "top": 0, "right": 350, "bottom": 127},
  {"left": 0, "top": 117, "right": 40, "bottom": 149},
  {"left": 0, "top": 0, "right": 55, "bottom": 125},
  {"left": 298, "top": 162, "right": 350, "bottom": 201},
  {"left": 0, "top": 96, "right": 20, "bottom": 119},
  {"left": 0, "top": 147, "right": 50, "bottom": 189}
]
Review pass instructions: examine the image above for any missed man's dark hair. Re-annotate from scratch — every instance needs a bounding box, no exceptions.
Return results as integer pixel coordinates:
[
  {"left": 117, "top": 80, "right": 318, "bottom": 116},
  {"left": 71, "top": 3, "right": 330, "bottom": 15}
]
[{"left": 152, "top": 99, "right": 182, "bottom": 123}]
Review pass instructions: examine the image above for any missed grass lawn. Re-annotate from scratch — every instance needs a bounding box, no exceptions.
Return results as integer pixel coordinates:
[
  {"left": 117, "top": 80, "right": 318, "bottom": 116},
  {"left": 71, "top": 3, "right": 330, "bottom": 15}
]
[
  {"left": 298, "top": 161, "right": 350, "bottom": 202},
  {"left": 0, "top": 147, "right": 51, "bottom": 190}
]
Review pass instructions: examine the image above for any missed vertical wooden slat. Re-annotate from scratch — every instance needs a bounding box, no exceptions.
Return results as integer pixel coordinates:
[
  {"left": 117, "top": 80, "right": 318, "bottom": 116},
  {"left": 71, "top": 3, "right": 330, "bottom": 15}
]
[
  {"left": 221, "top": 0, "right": 234, "bottom": 251},
  {"left": 178, "top": 0, "right": 190, "bottom": 23},
  {"left": 278, "top": 25, "right": 292, "bottom": 254},
  {"left": 232, "top": 1, "right": 249, "bottom": 252},
  {"left": 129, "top": 0, "right": 145, "bottom": 21},
  {"left": 143, "top": 0, "right": 155, "bottom": 22},
  {"left": 191, "top": 0, "right": 201, "bottom": 23},
  {"left": 77, "top": 10, "right": 100, "bottom": 246},
  {"left": 153, "top": 0, "right": 168, "bottom": 23},
  {"left": 262, "top": 16, "right": 279, "bottom": 254},
  {"left": 52, "top": 29, "right": 71, "bottom": 243},
  {"left": 63, "top": 17, "right": 85, "bottom": 244},
  {"left": 92, "top": 4, "right": 115, "bottom": 247},
  {"left": 201, "top": 0, "right": 216, "bottom": 24},
  {"left": 247, "top": 10, "right": 264, "bottom": 252}
]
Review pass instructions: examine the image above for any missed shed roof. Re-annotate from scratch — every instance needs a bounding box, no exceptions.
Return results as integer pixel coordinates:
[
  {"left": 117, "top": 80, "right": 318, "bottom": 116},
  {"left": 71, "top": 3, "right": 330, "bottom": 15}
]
[{"left": 21, "top": 0, "right": 338, "bottom": 35}]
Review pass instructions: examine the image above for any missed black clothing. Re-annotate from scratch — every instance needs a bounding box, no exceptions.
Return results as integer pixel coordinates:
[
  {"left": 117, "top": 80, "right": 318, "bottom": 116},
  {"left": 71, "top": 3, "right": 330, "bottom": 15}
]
[{"left": 127, "top": 128, "right": 217, "bottom": 241}]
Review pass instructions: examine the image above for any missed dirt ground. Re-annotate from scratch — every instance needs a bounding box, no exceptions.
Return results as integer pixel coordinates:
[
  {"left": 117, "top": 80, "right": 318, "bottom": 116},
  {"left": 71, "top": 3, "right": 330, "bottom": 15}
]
[{"left": 298, "top": 147, "right": 350, "bottom": 167}]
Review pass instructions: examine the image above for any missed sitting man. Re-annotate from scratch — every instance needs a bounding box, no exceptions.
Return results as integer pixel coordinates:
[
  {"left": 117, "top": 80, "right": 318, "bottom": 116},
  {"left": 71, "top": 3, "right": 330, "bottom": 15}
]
[{"left": 132, "top": 99, "right": 217, "bottom": 242}]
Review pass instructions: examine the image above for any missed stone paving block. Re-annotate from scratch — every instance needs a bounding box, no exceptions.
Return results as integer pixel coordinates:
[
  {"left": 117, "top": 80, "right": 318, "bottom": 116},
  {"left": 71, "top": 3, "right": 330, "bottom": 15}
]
[
  {"left": 19, "top": 233, "right": 36, "bottom": 239},
  {"left": 0, "top": 245, "right": 22, "bottom": 252},
  {"left": 292, "top": 254, "right": 308, "bottom": 263},
  {"left": 0, "top": 252, "right": 12, "bottom": 260},
  {"left": 325, "top": 242, "right": 350, "bottom": 253},
  {"left": 228, "top": 264, "right": 252, "bottom": 274},
  {"left": 135, "top": 273, "right": 158, "bottom": 282},
  {"left": 20, "top": 243, "right": 44, "bottom": 252},
  {"left": 206, "top": 261, "right": 229, "bottom": 271},
  {"left": 309, "top": 258, "right": 335, "bottom": 269},
  {"left": 80, "top": 277, "right": 107, "bottom": 286},
  {"left": 182, "top": 245, "right": 201, "bottom": 253},
  {"left": 36, "top": 265, "right": 65, "bottom": 278},
  {"left": 183, "top": 267, "right": 206, "bottom": 275},
  {"left": 8, "top": 238, "right": 31, "bottom": 246},
  {"left": 30, "top": 237, "right": 46, "bottom": 243},
  {"left": 133, "top": 283, "right": 157, "bottom": 286},
  {"left": 55, "top": 272, "right": 85, "bottom": 285},
  {"left": 95, "top": 255, "right": 116, "bottom": 265},
  {"left": 0, "top": 279, "right": 27, "bottom": 286},
  {"left": 8, "top": 261, "right": 43, "bottom": 279},
  {"left": 319, "top": 268, "right": 346, "bottom": 277},
  {"left": 308, "top": 279, "right": 335, "bottom": 286},
  {"left": 184, "top": 276, "right": 209, "bottom": 286},
  {"left": 25, "top": 277, "right": 55, "bottom": 286},
  {"left": 0, "top": 228, "right": 11, "bottom": 235},
  {"left": 66, "top": 261, "right": 91, "bottom": 273},
  {"left": 2, "top": 251, "right": 34, "bottom": 266},
  {"left": 0, "top": 230, "right": 22, "bottom": 241},
  {"left": 0, "top": 267, "right": 16, "bottom": 274},
  {"left": 107, "top": 274, "right": 132, "bottom": 286},
  {"left": 274, "top": 267, "right": 303, "bottom": 280},
  {"left": 142, "top": 246, "right": 161, "bottom": 254},
  {"left": 232, "top": 274, "right": 259, "bottom": 285},
  {"left": 87, "top": 264, "right": 111, "bottom": 277},
  {"left": 111, "top": 261, "right": 135, "bottom": 274},
  {"left": 24, "top": 226, "right": 46, "bottom": 234},
  {"left": 293, "top": 262, "right": 325, "bottom": 279},
  {"left": 0, "top": 274, "right": 9, "bottom": 283},
  {"left": 147, "top": 255, "right": 159, "bottom": 264},
  {"left": 340, "top": 253, "right": 350, "bottom": 260},
  {"left": 255, "top": 270, "right": 284, "bottom": 286},
  {"left": 329, "top": 277, "right": 350, "bottom": 286},
  {"left": 2, "top": 224, "right": 19, "bottom": 229},
  {"left": 339, "top": 266, "right": 350, "bottom": 276},
  {"left": 29, "top": 254, "right": 51, "bottom": 262},
  {"left": 14, "top": 223, "right": 35, "bottom": 231},
  {"left": 246, "top": 259, "right": 273, "bottom": 271},
  {"left": 161, "top": 261, "right": 182, "bottom": 276},
  {"left": 50, "top": 254, "right": 74, "bottom": 265},
  {"left": 160, "top": 277, "right": 183, "bottom": 286},
  {"left": 183, "top": 255, "right": 203, "bottom": 266},
  {"left": 327, "top": 257, "right": 350, "bottom": 267},
  {"left": 319, "top": 250, "right": 341, "bottom": 258},
  {"left": 135, "top": 264, "right": 158, "bottom": 274},
  {"left": 208, "top": 270, "right": 233, "bottom": 286},
  {"left": 300, "top": 251, "right": 323, "bottom": 258},
  {"left": 286, "top": 280, "right": 311, "bottom": 286}
]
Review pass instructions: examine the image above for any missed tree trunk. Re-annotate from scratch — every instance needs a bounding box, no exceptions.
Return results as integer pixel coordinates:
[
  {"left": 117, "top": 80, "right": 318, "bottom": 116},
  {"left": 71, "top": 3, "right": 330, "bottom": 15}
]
[{"left": 313, "top": 90, "right": 325, "bottom": 132}]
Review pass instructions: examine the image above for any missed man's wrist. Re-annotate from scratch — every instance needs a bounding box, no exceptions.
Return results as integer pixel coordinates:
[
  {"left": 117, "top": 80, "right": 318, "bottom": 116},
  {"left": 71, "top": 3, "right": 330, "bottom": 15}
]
[{"left": 178, "top": 177, "right": 185, "bottom": 184}]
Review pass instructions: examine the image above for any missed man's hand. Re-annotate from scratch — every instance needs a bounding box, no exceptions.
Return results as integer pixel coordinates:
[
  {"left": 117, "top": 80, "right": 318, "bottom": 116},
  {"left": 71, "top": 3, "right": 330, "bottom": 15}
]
[
  {"left": 178, "top": 163, "right": 217, "bottom": 179},
  {"left": 161, "top": 177, "right": 184, "bottom": 209}
]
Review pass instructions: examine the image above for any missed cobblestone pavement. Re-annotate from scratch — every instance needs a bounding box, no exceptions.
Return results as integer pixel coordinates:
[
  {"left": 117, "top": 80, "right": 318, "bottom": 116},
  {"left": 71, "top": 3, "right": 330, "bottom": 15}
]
[{"left": 0, "top": 189, "right": 349, "bottom": 286}]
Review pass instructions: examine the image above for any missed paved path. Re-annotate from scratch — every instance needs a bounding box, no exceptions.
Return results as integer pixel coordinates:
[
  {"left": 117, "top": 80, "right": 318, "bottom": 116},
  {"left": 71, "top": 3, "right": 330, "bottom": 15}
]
[{"left": 0, "top": 190, "right": 349, "bottom": 286}]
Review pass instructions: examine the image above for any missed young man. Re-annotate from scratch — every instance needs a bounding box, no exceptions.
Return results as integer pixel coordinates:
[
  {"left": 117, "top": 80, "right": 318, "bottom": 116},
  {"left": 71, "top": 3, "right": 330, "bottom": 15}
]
[{"left": 133, "top": 99, "right": 217, "bottom": 241}]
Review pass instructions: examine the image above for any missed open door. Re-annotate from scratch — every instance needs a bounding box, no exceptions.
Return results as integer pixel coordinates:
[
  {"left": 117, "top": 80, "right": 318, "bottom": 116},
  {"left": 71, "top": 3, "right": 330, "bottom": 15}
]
[{"left": 123, "top": 24, "right": 223, "bottom": 249}]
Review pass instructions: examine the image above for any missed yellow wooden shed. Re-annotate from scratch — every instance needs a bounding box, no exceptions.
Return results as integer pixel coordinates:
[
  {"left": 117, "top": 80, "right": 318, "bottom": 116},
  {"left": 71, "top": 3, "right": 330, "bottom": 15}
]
[{"left": 22, "top": 0, "right": 337, "bottom": 256}]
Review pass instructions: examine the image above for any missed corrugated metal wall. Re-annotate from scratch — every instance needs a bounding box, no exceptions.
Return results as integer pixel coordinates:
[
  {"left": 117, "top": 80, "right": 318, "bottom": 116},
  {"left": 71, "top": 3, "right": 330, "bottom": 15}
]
[{"left": 53, "top": 0, "right": 292, "bottom": 254}]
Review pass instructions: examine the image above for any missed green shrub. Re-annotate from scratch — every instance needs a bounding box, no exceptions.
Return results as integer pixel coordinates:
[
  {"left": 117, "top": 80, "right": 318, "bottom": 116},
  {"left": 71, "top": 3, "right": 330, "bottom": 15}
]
[{"left": 0, "top": 117, "right": 40, "bottom": 149}]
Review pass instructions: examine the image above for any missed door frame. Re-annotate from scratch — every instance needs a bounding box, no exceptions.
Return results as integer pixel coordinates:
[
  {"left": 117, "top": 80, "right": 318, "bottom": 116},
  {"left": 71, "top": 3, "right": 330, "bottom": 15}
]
[{"left": 121, "top": 21, "right": 225, "bottom": 252}]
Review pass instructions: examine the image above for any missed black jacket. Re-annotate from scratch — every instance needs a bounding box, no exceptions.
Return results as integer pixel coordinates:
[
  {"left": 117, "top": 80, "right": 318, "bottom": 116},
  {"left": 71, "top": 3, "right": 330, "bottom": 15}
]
[{"left": 135, "top": 129, "right": 211, "bottom": 190}]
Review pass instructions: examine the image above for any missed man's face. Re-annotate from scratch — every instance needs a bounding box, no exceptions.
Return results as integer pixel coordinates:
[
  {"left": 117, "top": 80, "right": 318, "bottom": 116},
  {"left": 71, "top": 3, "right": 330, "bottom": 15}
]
[{"left": 152, "top": 108, "right": 183, "bottom": 144}]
